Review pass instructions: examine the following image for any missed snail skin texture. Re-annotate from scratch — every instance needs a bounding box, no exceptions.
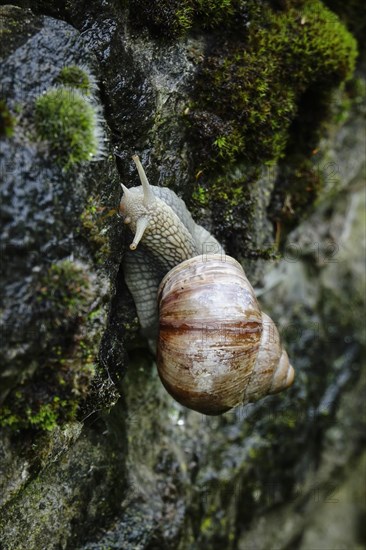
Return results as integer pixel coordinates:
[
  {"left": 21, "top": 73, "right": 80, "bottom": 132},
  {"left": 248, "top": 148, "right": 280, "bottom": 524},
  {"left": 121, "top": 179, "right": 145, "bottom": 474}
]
[
  {"left": 120, "top": 155, "right": 224, "bottom": 344},
  {"left": 120, "top": 156, "right": 294, "bottom": 415}
]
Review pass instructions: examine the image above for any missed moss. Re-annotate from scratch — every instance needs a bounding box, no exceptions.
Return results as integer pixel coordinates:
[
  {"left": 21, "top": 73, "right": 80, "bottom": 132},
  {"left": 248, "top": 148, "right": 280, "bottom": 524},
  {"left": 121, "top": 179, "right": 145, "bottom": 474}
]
[
  {"left": 182, "top": 0, "right": 359, "bottom": 245},
  {"left": 201, "top": 516, "right": 213, "bottom": 533},
  {"left": 130, "top": 0, "right": 357, "bottom": 242},
  {"left": 129, "top": 0, "right": 250, "bottom": 36},
  {"left": 323, "top": 0, "right": 366, "bottom": 52},
  {"left": 0, "top": 261, "right": 99, "bottom": 432},
  {"left": 0, "top": 99, "right": 14, "bottom": 139},
  {"left": 0, "top": 361, "right": 94, "bottom": 431},
  {"left": 36, "top": 260, "right": 92, "bottom": 324},
  {"left": 192, "top": 184, "right": 209, "bottom": 207},
  {"left": 80, "top": 195, "right": 115, "bottom": 264},
  {"left": 129, "top": 0, "right": 194, "bottom": 37},
  {"left": 194, "top": 0, "right": 238, "bottom": 29},
  {"left": 34, "top": 86, "right": 102, "bottom": 169},
  {"left": 55, "top": 65, "right": 93, "bottom": 94},
  {"left": 189, "top": 1, "right": 357, "bottom": 169},
  {"left": 0, "top": 5, "right": 42, "bottom": 58},
  {"left": 191, "top": 164, "right": 265, "bottom": 255},
  {"left": 28, "top": 401, "right": 65, "bottom": 431},
  {"left": 213, "top": 132, "right": 245, "bottom": 164},
  {"left": 210, "top": 175, "right": 247, "bottom": 215}
]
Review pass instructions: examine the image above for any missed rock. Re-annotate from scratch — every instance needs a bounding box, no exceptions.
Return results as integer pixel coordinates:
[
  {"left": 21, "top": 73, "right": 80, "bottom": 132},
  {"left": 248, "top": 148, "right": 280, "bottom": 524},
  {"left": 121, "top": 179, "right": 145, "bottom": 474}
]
[{"left": 0, "top": 2, "right": 365, "bottom": 549}]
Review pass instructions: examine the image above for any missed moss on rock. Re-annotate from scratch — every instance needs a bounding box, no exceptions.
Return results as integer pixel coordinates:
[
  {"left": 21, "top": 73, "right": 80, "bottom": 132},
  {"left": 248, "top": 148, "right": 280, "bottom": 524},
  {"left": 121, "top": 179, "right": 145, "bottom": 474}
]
[
  {"left": 55, "top": 65, "right": 93, "bottom": 94},
  {"left": 0, "top": 5, "right": 42, "bottom": 59},
  {"left": 192, "top": 0, "right": 239, "bottom": 29},
  {"left": 80, "top": 195, "right": 115, "bottom": 265},
  {"left": 129, "top": 0, "right": 194, "bottom": 37},
  {"left": 0, "top": 261, "right": 99, "bottom": 432},
  {"left": 129, "top": 0, "right": 249, "bottom": 36},
  {"left": 183, "top": 0, "right": 358, "bottom": 248},
  {"left": 0, "top": 99, "right": 14, "bottom": 139},
  {"left": 323, "top": 0, "right": 366, "bottom": 52},
  {"left": 34, "top": 86, "right": 103, "bottom": 169},
  {"left": 121, "top": 0, "right": 358, "bottom": 256},
  {"left": 189, "top": 0, "right": 357, "bottom": 169},
  {"left": 36, "top": 260, "right": 92, "bottom": 325}
]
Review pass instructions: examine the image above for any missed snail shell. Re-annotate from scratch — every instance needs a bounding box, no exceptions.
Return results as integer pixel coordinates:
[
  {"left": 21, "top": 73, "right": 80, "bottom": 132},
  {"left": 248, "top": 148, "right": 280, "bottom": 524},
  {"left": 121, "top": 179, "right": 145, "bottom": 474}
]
[{"left": 157, "top": 254, "right": 294, "bottom": 415}]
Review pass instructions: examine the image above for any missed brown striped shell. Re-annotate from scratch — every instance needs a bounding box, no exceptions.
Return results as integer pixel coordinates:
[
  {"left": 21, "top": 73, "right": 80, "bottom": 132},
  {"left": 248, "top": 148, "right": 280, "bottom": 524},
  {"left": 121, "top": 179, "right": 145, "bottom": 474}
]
[{"left": 157, "top": 255, "right": 294, "bottom": 415}]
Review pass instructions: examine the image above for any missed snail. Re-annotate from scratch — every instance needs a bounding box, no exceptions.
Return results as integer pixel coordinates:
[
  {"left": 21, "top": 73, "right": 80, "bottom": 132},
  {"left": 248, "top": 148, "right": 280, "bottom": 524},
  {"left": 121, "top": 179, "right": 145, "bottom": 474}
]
[
  {"left": 119, "top": 156, "right": 294, "bottom": 415},
  {"left": 120, "top": 155, "right": 223, "bottom": 344}
]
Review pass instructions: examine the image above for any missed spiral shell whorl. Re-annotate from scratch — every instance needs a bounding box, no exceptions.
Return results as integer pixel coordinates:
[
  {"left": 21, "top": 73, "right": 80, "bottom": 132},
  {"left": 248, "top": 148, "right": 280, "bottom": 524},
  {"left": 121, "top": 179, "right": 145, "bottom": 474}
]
[
  {"left": 157, "top": 255, "right": 294, "bottom": 415},
  {"left": 242, "top": 312, "right": 294, "bottom": 404}
]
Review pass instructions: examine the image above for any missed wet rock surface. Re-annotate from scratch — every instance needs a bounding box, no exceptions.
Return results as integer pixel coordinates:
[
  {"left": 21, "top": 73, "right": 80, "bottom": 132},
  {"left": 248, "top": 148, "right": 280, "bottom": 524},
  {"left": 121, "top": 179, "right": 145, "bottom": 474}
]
[{"left": 0, "top": 2, "right": 365, "bottom": 549}]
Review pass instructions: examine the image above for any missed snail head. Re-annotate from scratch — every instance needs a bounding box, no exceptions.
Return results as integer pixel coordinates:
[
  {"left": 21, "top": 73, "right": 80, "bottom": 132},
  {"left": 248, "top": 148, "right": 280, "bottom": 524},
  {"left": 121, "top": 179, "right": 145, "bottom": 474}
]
[{"left": 119, "top": 155, "right": 157, "bottom": 250}]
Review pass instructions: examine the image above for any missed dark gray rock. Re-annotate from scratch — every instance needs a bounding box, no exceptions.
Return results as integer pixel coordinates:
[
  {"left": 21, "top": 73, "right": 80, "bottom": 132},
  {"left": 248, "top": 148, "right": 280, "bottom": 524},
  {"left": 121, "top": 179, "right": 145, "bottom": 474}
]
[{"left": 0, "top": 3, "right": 365, "bottom": 550}]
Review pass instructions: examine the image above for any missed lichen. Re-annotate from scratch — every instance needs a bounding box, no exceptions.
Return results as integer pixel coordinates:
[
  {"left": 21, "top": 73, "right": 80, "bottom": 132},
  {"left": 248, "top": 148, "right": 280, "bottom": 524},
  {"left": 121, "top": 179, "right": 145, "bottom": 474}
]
[{"left": 34, "top": 86, "right": 103, "bottom": 169}]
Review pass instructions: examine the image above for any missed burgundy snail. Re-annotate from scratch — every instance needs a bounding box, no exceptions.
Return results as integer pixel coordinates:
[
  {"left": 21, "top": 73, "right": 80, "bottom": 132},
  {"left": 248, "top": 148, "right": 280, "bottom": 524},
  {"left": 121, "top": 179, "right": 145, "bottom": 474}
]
[{"left": 119, "top": 155, "right": 295, "bottom": 415}]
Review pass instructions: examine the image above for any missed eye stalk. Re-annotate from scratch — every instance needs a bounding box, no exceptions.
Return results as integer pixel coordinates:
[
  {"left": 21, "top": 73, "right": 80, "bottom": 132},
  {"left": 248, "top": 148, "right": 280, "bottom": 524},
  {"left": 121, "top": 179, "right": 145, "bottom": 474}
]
[
  {"left": 131, "top": 155, "right": 156, "bottom": 207},
  {"left": 129, "top": 215, "right": 150, "bottom": 250}
]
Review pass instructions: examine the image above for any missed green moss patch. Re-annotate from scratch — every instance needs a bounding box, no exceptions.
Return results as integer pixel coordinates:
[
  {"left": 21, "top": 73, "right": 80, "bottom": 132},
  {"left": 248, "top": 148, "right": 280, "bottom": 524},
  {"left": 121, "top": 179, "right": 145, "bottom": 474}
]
[
  {"left": 129, "top": 0, "right": 248, "bottom": 36},
  {"left": 35, "top": 87, "right": 101, "bottom": 169},
  {"left": 80, "top": 195, "right": 115, "bottom": 265},
  {"left": 189, "top": 1, "right": 357, "bottom": 168},
  {"left": 130, "top": 1, "right": 357, "bottom": 236},
  {"left": 194, "top": 0, "right": 237, "bottom": 28},
  {"left": 0, "top": 5, "right": 42, "bottom": 59},
  {"left": 184, "top": 1, "right": 358, "bottom": 243},
  {"left": 36, "top": 260, "right": 93, "bottom": 327},
  {"left": 55, "top": 65, "right": 93, "bottom": 94},
  {"left": 0, "top": 99, "right": 14, "bottom": 139},
  {"left": 129, "top": 0, "right": 194, "bottom": 37},
  {"left": 324, "top": 0, "right": 366, "bottom": 51},
  {"left": 0, "top": 261, "right": 100, "bottom": 432}
]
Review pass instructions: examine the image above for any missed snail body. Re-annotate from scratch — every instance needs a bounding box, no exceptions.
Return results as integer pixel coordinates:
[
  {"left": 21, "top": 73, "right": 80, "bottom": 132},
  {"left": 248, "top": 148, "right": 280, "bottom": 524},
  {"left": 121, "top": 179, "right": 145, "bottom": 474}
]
[
  {"left": 120, "top": 156, "right": 294, "bottom": 414},
  {"left": 120, "top": 156, "right": 223, "bottom": 343}
]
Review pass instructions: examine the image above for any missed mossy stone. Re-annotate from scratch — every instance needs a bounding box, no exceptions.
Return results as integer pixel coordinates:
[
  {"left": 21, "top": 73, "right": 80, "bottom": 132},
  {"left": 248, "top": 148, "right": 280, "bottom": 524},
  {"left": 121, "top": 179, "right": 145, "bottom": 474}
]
[
  {"left": 0, "top": 5, "right": 42, "bottom": 58},
  {"left": 55, "top": 65, "right": 92, "bottom": 94},
  {"left": 35, "top": 87, "right": 101, "bottom": 169},
  {"left": 190, "top": 0, "right": 358, "bottom": 169},
  {"left": 0, "top": 261, "right": 97, "bottom": 432},
  {"left": 0, "top": 99, "right": 14, "bottom": 139},
  {"left": 129, "top": 0, "right": 193, "bottom": 37}
]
